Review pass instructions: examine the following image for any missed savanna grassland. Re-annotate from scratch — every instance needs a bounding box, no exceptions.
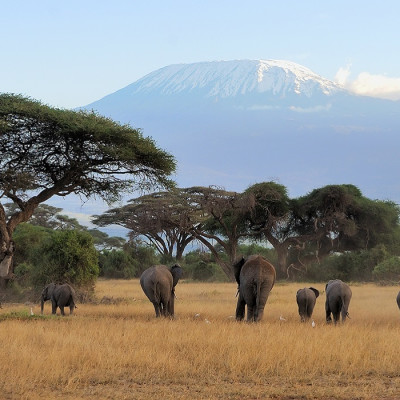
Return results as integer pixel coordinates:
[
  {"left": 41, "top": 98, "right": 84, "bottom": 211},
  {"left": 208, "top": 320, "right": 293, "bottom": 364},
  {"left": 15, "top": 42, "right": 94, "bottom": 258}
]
[{"left": 0, "top": 280, "right": 399, "bottom": 400}]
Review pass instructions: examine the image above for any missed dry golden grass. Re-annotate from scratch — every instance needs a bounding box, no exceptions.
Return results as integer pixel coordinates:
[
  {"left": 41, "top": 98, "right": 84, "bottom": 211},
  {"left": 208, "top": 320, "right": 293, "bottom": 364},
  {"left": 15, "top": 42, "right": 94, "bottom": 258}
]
[{"left": 1, "top": 279, "right": 399, "bottom": 399}]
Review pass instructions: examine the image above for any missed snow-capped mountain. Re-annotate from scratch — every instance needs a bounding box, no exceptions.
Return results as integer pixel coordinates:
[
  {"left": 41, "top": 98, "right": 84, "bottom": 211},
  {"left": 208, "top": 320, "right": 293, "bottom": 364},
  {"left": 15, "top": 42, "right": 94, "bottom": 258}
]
[
  {"left": 82, "top": 60, "right": 400, "bottom": 204},
  {"left": 113, "top": 60, "right": 342, "bottom": 99}
]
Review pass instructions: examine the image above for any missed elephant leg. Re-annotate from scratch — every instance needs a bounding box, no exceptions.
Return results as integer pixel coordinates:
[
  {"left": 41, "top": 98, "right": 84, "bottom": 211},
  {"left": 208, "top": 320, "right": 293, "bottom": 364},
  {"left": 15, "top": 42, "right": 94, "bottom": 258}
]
[
  {"left": 341, "top": 307, "right": 348, "bottom": 322},
  {"left": 69, "top": 305, "right": 74, "bottom": 315},
  {"left": 254, "top": 305, "right": 264, "bottom": 322},
  {"left": 332, "top": 310, "right": 340, "bottom": 325},
  {"left": 235, "top": 294, "right": 246, "bottom": 321},
  {"left": 152, "top": 302, "right": 161, "bottom": 317},
  {"left": 60, "top": 306, "right": 65, "bottom": 316},
  {"left": 51, "top": 301, "right": 57, "bottom": 315},
  {"left": 325, "top": 303, "right": 332, "bottom": 323},
  {"left": 306, "top": 305, "right": 314, "bottom": 320},
  {"left": 160, "top": 302, "right": 167, "bottom": 317},
  {"left": 246, "top": 305, "right": 255, "bottom": 322}
]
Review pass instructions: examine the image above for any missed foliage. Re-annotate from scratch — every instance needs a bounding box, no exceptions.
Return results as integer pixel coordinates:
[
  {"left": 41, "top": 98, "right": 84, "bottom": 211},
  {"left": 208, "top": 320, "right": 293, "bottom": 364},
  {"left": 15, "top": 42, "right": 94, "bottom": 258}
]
[
  {"left": 123, "top": 240, "right": 160, "bottom": 277},
  {"left": 373, "top": 256, "right": 400, "bottom": 283},
  {"left": 182, "top": 250, "right": 228, "bottom": 282},
  {"left": 98, "top": 249, "right": 136, "bottom": 279},
  {"left": 30, "top": 230, "right": 99, "bottom": 287},
  {"left": 92, "top": 189, "right": 198, "bottom": 259},
  {"left": 0, "top": 93, "right": 175, "bottom": 281},
  {"left": 305, "top": 245, "right": 389, "bottom": 282}
]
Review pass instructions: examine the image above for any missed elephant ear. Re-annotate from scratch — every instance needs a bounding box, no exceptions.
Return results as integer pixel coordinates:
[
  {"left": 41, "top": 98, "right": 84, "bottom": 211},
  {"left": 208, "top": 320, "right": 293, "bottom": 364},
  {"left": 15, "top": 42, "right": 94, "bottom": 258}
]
[
  {"left": 309, "top": 287, "right": 320, "bottom": 298},
  {"left": 170, "top": 264, "right": 183, "bottom": 288},
  {"left": 233, "top": 256, "right": 246, "bottom": 285}
]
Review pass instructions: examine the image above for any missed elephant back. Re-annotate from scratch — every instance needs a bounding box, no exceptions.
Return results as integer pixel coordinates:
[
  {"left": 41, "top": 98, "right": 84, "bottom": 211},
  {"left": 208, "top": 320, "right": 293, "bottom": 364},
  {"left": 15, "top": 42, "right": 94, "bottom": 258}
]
[
  {"left": 240, "top": 255, "right": 276, "bottom": 288},
  {"left": 140, "top": 265, "right": 173, "bottom": 290}
]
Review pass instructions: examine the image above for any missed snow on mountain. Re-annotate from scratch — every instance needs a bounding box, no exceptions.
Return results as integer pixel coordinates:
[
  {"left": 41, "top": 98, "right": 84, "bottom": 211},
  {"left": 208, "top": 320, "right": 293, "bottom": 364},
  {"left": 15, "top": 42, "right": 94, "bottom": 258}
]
[
  {"left": 103, "top": 59, "right": 343, "bottom": 101},
  {"left": 81, "top": 59, "right": 400, "bottom": 208}
]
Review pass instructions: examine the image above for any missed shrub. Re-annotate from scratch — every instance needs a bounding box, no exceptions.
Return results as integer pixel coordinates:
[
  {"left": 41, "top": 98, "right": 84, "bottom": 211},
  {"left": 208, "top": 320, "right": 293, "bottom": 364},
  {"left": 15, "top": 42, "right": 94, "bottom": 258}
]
[{"left": 372, "top": 256, "right": 400, "bottom": 283}]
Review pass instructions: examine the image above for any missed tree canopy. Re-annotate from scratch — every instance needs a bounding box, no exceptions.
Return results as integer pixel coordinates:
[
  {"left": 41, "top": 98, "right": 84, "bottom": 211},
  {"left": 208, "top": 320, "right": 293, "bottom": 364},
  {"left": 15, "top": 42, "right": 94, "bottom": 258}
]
[
  {"left": 94, "top": 183, "right": 400, "bottom": 280},
  {"left": 0, "top": 93, "right": 176, "bottom": 281}
]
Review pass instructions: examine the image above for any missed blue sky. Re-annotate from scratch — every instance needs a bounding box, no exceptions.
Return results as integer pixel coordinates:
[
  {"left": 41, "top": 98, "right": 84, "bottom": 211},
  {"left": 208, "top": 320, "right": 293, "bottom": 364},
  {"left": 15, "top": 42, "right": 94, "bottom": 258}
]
[{"left": 2, "top": 1, "right": 400, "bottom": 108}]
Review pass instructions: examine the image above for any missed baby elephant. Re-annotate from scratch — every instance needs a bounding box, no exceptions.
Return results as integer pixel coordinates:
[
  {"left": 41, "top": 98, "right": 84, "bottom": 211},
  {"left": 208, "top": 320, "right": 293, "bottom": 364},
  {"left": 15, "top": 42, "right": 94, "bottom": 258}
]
[
  {"left": 296, "top": 287, "right": 320, "bottom": 322},
  {"left": 41, "top": 283, "right": 77, "bottom": 316},
  {"left": 325, "top": 279, "right": 352, "bottom": 324}
]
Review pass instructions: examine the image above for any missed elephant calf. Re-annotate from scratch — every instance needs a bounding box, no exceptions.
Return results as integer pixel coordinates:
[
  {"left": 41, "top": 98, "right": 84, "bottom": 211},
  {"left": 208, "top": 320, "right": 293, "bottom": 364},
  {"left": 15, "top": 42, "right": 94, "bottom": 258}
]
[
  {"left": 234, "top": 255, "right": 276, "bottom": 322},
  {"left": 296, "top": 287, "right": 319, "bottom": 322},
  {"left": 140, "top": 264, "right": 183, "bottom": 318},
  {"left": 325, "top": 279, "right": 352, "bottom": 324},
  {"left": 41, "top": 283, "right": 77, "bottom": 316}
]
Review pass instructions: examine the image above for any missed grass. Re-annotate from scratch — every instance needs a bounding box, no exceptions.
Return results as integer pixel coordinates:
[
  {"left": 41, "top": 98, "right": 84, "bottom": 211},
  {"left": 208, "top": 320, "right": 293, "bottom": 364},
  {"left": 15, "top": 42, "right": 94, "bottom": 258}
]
[{"left": 0, "top": 279, "right": 399, "bottom": 399}]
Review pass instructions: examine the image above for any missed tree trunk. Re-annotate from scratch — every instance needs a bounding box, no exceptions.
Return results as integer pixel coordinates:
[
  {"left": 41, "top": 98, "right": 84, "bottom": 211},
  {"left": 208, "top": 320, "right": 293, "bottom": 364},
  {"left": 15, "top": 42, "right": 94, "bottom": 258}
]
[
  {"left": 275, "top": 244, "right": 288, "bottom": 278},
  {"left": 0, "top": 239, "right": 15, "bottom": 287}
]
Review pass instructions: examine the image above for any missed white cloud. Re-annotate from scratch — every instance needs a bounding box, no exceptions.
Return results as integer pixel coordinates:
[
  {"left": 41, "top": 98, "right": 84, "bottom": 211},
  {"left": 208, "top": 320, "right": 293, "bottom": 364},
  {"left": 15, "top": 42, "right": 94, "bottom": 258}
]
[
  {"left": 289, "top": 104, "right": 332, "bottom": 113},
  {"left": 334, "top": 64, "right": 352, "bottom": 86},
  {"left": 334, "top": 65, "right": 400, "bottom": 101}
]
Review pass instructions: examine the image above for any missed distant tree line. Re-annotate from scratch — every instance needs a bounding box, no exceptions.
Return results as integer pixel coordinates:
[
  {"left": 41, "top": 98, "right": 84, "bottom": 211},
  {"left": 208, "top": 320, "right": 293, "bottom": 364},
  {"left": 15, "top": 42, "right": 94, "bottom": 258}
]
[
  {"left": 93, "top": 183, "right": 400, "bottom": 283},
  {"left": 1, "top": 94, "right": 399, "bottom": 293}
]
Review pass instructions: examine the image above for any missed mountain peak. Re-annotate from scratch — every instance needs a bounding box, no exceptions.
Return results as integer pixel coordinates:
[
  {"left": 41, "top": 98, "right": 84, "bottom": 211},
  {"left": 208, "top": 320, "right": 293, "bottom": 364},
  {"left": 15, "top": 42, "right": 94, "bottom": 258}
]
[{"left": 114, "top": 59, "right": 342, "bottom": 100}]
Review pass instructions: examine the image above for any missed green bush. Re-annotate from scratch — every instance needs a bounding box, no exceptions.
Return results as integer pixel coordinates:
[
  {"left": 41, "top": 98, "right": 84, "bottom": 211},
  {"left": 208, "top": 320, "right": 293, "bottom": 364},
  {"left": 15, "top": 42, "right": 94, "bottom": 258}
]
[
  {"left": 31, "top": 230, "right": 99, "bottom": 288},
  {"left": 123, "top": 241, "right": 160, "bottom": 277},
  {"left": 182, "top": 250, "right": 228, "bottom": 282},
  {"left": 373, "top": 256, "right": 400, "bottom": 283},
  {"left": 98, "top": 249, "right": 136, "bottom": 279},
  {"left": 306, "top": 245, "right": 389, "bottom": 282}
]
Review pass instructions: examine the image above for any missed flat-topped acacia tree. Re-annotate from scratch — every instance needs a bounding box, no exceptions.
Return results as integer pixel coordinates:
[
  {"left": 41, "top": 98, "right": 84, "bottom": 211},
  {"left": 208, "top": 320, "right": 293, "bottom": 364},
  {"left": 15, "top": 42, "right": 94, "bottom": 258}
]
[{"left": 0, "top": 93, "right": 176, "bottom": 284}]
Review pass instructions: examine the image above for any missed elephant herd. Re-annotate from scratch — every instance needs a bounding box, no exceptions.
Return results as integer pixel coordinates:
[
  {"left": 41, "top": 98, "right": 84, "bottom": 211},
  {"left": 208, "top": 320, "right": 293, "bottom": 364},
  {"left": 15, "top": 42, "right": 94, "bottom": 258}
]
[{"left": 40, "top": 255, "right": 400, "bottom": 323}]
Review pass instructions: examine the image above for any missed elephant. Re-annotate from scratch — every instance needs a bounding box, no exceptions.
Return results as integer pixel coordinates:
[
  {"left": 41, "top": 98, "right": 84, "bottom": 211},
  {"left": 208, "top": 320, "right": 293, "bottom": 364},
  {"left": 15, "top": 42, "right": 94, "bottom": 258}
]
[
  {"left": 325, "top": 279, "right": 352, "bottom": 324},
  {"left": 41, "top": 283, "right": 77, "bottom": 316},
  {"left": 296, "top": 287, "right": 320, "bottom": 322},
  {"left": 140, "top": 264, "right": 183, "bottom": 318},
  {"left": 397, "top": 291, "right": 400, "bottom": 310},
  {"left": 233, "top": 255, "right": 276, "bottom": 322}
]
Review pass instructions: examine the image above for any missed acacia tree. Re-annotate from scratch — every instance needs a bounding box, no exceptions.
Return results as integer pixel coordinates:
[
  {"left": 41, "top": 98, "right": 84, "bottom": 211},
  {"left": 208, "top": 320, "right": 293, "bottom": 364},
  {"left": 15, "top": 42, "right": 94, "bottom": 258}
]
[
  {"left": 182, "top": 186, "right": 252, "bottom": 280},
  {"left": 292, "top": 184, "right": 400, "bottom": 265},
  {"left": 244, "top": 182, "right": 297, "bottom": 276},
  {"left": 93, "top": 186, "right": 252, "bottom": 280},
  {"left": 92, "top": 189, "right": 199, "bottom": 261},
  {"left": 246, "top": 183, "right": 400, "bottom": 277},
  {"left": 0, "top": 94, "right": 175, "bottom": 284}
]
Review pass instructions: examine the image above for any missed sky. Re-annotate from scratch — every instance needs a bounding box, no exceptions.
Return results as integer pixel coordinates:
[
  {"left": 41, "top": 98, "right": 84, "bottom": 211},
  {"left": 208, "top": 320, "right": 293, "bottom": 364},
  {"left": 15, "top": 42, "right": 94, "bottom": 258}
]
[
  {"left": 2, "top": 0, "right": 400, "bottom": 233},
  {"left": 2, "top": 0, "right": 400, "bottom": 109}
]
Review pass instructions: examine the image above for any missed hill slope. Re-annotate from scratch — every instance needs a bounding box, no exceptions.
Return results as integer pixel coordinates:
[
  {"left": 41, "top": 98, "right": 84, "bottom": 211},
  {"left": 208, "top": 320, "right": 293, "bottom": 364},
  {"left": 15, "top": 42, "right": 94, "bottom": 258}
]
[{"left": 82, "top": 60, "right": 400, "bottom": 202}]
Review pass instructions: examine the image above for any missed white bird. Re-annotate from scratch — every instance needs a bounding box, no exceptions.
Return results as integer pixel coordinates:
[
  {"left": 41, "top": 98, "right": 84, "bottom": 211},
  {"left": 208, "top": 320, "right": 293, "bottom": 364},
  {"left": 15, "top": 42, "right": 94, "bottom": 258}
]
[
  {"left": 30, "top": 307, "right": 34, "bottom": 316},
  {"left": 194, "top": 313, "right": 201, "bottom": 318},
  {"left": 312, "top": 320, "right": 316, "bottom": 328},
  {"left": 204, "top": 319, "right": 211, "bottom": 324},
  {"left": 279, "top": 315, "right": 286, "bottom": 322}
]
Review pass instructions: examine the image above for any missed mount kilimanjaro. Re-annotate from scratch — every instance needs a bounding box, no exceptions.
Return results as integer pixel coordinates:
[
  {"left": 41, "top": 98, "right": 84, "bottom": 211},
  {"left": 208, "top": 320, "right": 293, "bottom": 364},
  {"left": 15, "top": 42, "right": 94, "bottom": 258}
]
[{"left": 82, "top": 60, "right": 400, "bottom": 203}]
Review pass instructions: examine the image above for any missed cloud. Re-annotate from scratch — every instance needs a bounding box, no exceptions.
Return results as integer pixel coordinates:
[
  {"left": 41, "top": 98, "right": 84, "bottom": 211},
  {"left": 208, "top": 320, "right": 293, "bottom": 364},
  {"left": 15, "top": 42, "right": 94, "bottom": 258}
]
[
  {"left": 289, "top": 104, "right": 332, "bottom": 113},
  {"left": 334, "top": 64, "right": 352, "bottom": 87},
  {"left": 335, "top": 65, "right": 400, "bottom": 101}
]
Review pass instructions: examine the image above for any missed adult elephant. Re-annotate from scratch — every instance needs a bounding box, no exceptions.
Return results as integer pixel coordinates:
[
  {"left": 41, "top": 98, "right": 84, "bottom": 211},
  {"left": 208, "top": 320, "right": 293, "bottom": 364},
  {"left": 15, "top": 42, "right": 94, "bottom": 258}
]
[
  {"left": 397, "top": 291, "right": 400, "bottom": 310},
  {"left": 41, "top": 283, "right": 77, "bottom": 316},
  {"left": 325, "top": 279, "right": 352, "bottom": 324},
  {"left": 234, "top": 255, "right": 276, "bottom": 322},
  {"left": 296, "top": 287, "right": 320, "bottom": 322},
  {"left": 140, "top": 264, "right": 183, "bottom": 318}
]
